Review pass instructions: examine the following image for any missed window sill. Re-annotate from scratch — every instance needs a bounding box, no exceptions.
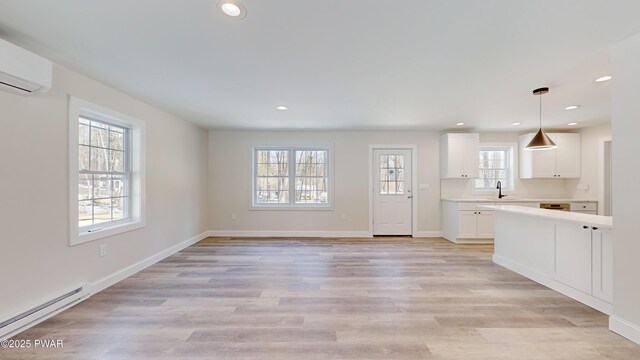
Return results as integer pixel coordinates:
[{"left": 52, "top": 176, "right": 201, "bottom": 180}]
[
  {"left": 70, "top": 220, "right": 145, "bottom": 246},
  {"left": 250, "top": 205, "right": 334, "bottom": 211}
]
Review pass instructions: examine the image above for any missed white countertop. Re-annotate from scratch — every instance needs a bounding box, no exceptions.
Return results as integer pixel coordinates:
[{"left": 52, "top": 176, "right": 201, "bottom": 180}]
[
  {"left": 441, "top": 198, "right": 597, "bottom": 203},
  {"left": 481, "top": 204, "right": 613, "bottom": 229}
]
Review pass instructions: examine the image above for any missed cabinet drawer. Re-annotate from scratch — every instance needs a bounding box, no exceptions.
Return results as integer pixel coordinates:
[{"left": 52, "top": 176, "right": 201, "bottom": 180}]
[
  {"left": 457, "top": 202, "right": 495, "bottom": 211},
  {"left": 570, "top": 202, "right": 597, "bottom": 211}
]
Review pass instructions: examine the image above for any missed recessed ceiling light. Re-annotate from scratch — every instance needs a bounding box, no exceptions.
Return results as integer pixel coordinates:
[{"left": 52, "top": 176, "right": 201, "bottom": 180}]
[
  {"left": 568, "top": 122, "right": 578, "bottom": 126},
  {"left": 595, "top": 75, "right": 612, "bottom": 82},
  {"left": 512, "top": 122, "right": 521, "bottom": 126},
  {"left": 218, "top": 0, "right": 246, "bottom": 19},
  {"left": 565, "top": 105, "right": 580, "bottom": 110},
  {"left": 456, "top": 122, "right": 465, "bottom": 126},
  {"left": 276, "top": 106, "right": 288, "bottom": 111}
]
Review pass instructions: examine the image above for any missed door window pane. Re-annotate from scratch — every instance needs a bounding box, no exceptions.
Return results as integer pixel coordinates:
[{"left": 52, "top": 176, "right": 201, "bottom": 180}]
[{"left": 379, "top": 154, "right": 405, "bottom": 195}]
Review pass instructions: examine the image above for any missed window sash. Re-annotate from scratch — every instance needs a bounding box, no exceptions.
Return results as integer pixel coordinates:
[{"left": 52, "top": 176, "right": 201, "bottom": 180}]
[
  {"left": 78, "top": 117, "right": 133, "bottom": 230},
  {"left": 475, "top": 147, "right": 512, "bottom": 190},
  {"left": 254, "top": 147, "right": 330, "bottom": 206}
]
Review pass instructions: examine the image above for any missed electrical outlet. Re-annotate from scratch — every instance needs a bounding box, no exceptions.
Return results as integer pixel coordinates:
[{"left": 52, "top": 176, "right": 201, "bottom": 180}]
[
  {"left": 231, "top": 213, "right": 237, "bottom": 221},
  {"left": 340, "top": 213, "right": 347, "bottom": 220},
  {"left": 99, "top": 244, "right": 107, "bottom": 257}
]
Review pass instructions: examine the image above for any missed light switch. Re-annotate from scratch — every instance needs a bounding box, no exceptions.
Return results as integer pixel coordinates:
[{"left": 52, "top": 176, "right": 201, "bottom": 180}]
[{"left": 419, "top": 184, "right": 430, "bottom": 190}]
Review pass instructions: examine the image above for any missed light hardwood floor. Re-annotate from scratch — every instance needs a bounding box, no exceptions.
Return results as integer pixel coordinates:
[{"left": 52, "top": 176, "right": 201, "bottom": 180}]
[{"left": 5, "top": 237, "right": 640, "bottom": 359}]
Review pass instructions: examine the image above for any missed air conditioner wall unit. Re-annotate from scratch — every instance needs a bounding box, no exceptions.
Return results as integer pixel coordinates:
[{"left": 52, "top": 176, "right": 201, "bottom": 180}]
[{"left": 0, "top": 38, "right": 52, "bottom": 94}]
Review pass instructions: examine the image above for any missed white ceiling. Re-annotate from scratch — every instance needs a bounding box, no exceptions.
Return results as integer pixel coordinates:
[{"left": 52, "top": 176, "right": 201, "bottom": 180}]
[{"left": 1, "top": 0, "right": 640, "bottom": 131}]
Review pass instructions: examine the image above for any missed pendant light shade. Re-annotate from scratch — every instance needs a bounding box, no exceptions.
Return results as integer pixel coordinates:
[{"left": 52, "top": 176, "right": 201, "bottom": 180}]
[{"left": 525, "top": 87, "right": 557, "bottom": 151}]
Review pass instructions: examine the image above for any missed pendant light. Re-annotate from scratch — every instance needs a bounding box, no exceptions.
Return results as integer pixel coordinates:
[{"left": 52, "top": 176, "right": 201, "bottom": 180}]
[{"left": 525, "top": 87, "right": 557, "bottom": 151}]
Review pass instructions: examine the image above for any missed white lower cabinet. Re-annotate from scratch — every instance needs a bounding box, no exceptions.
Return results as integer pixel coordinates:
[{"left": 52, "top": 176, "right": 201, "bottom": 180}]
[
  {"left": 476, "top": 211, "right": 495, "bottom": 239},
  {"left": 554, "top": 223, "right": 613, "bottom": 303},
  {"left": 458, "top": 211, "right": 478, "bottom": 238},
  {"left": 442, "top": 201, "right": 496, "bottom": 243},
  {"left": 457, "top": 210, "right": 494, "bottom": 239},
  {"left": 592, "top": 228, "right": 613, "bottom": 303},
  {"left": 555, "top": 223, "right": 593, "bottom": 294},
  {"left": 493, "top": 209, "right": 614, "bottom": 314}
]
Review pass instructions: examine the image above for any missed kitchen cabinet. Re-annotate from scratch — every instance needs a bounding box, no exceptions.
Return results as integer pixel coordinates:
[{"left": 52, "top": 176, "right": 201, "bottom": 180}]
[
  {"left": 442, "top": 201, "right": 495, "bottom": 243},
  {"left": 440, "top": 133, "right": 479, "bottom": 179},
  {"left": 519, "top": 133, "right": 581, "bottom": 179},
  {"left": 592, "top": 228, "right": 613, "bottom": 303},
  {"left": 555, "top": 223, "right": 593, "bottom": 294},
  {"left": 457, "top": 210, "right": 494, "bottom": 239},
  {"left": 493, "top": 207, "right": 613, "bottom": 314}
]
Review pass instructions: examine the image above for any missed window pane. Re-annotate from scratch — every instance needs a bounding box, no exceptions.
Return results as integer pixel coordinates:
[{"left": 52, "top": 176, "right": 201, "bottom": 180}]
[
  {"left": 110, "top": 150, "right": 125, "bottom": 172},
  {"left": 93, "top": 198, "right": 112, "bottom": 224},
  {"left": 79, "top": 123, "right": 90, "bottom": 145},
  {"left": 93, "top": 174, "right": 111, "bottom": 199},
  {"left": 112, "top": 175, "right": 126, "bottom": 197},
  {"left": 379, "top": 155, "right": 388, "bottom": 168},
  {"left": 90, "top": 147, "right": 108, "bottom": 172},
  {"left": 109, "top": 129, "right": 124, "bottom": 150},
  {"left": 79, "top": 145, "right": 90, "bottom": 171},
  {"left": 79, "top": 174, "right": 92, "bottom": 200},
  {"left": 79, "top": 200, "right": 93, "bottom": 227},
  {"left": 112, "top": 197, "right": 126, "bottom": 220},
  {"left": 91, "top": 125, "right": 109, "bottom": 148}
]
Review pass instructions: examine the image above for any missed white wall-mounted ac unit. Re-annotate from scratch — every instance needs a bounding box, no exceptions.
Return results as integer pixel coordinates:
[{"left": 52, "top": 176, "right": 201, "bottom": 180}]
[{"left": 0, "top": 38, "right": 52, "bottom": 94}]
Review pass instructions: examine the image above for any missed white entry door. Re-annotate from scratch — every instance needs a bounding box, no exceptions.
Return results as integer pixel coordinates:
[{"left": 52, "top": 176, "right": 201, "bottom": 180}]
[{"left": 373, "top": 149, "right": 413, "bottom": 235}]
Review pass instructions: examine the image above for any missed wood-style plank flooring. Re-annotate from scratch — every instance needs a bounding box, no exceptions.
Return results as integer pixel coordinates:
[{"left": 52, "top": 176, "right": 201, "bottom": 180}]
[{"left": 5, "top": 237, "right": 640, "bottom": 359}]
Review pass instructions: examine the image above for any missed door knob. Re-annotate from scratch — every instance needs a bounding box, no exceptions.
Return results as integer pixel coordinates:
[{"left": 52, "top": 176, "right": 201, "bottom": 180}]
[{"left": 407, "top": 196, "right": 413, "bottom": 199}]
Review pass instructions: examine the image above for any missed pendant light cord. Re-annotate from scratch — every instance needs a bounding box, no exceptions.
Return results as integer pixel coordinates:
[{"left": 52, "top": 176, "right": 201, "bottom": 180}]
[{"left": 539, "top": 94, "right": 542, "bottom": 129}]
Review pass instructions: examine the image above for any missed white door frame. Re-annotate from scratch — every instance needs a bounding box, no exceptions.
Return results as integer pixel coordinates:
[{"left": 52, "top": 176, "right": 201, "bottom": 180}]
[
  {"left": 368, "top": 144, "right": 418, "bottom": 236},
  {"left": 598, "top": 136, "right": 612, "bottom": 215}
]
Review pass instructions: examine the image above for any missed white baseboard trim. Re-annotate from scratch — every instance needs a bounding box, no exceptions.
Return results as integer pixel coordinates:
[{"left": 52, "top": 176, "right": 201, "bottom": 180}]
[
  {"left": 90, "top": 231, "right": 209, "bottom": 294},
  {"left": 1, "top": 231, "right": 209, "bottom": 340},
  {"left": 206, "top": 230, "right": 372, "bottom": 238},
  {"left": 493, "top": 255, "right": 613, "bottom": 315},
  {"left": 413, "top": 231, "right": 443, "bottom": 238},
  {"left": 610, "top": 316, "right": 640, "bottom": 345}
]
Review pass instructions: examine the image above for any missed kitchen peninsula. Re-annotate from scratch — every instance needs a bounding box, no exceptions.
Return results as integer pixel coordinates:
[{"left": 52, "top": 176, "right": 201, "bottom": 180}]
[{"left": 484, "top": 204, "right": 613, "bottom": 314}]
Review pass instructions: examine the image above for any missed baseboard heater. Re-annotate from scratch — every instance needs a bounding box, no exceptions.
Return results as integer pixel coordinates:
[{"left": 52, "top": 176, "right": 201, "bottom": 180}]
[{"left": 0, "top": 285, "right": 89, "bottom": 339}]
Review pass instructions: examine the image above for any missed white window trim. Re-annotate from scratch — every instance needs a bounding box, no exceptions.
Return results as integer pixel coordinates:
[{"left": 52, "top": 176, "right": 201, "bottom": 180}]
[
  {"left": 473, "top": 143, "right": 517, "bottom": 194},
  {"left": 68, "top": 96, "right": 146, "bottom": 246},
  {"left": 250, "top": 144, "right": 334, "bottom": 210}
]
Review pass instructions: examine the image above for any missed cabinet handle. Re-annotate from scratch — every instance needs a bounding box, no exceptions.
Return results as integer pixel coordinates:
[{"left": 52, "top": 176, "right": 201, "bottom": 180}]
[
  {"left": 592, "top": 227, "right": 598, "bottom": 230},
  {"left": 583, "top": 225, "right": 589, "bottom": 229}
]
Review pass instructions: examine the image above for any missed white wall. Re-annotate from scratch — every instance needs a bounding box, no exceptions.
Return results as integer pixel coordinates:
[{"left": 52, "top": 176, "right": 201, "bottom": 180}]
[
  {"left": 208, "top": 130, "right": 441, "bottom": 234},
  {"left": 441, "top": 127, "right": 611, "bottom": 200},
  {"left": 610, "top": 32, "right": 640, "bottom": 344},
  {"left": 565, "top": 123, "right": 612, "bottom": 200},
  {"left": 0, "top": 64, "right": 209, "bottom": 320}
]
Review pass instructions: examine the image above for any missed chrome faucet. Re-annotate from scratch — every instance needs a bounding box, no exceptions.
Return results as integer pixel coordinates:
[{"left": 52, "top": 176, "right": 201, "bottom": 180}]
[{"left": 497, "top": 181, "right": 507, "bottom": 199}]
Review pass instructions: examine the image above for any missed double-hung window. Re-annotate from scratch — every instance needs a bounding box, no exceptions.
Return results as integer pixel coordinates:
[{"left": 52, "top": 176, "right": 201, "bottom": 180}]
[
  {"left": 78, "top": 117, "right": 130, "bottom": 228},
  {"left": 475, "top": 146, "right": 514, "bottom": 191},
  {"left": 69, "top": 97, "right": 145, "bottom": 245},
  {"left": 253, "top": 147, "right": 331, "bottom": 207}
]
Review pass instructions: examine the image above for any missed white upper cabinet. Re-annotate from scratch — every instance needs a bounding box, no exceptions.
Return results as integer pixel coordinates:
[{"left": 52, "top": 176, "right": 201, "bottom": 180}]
[
  {"left": 440, "top": 133, "right": 480, "bottom": 179},
  {"left": 519, "top": 133, "right": 581, "bottom": 179}
]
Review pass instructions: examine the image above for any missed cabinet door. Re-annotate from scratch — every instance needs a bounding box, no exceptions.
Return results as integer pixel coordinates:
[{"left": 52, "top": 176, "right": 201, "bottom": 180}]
[
  {"left": 464, "top": 134, "right": 480, "bottom": 178},
  {"left": 592, "top": 229, "right": 613, "bottom": 303},
  {"left": 555, "top": 133, "right": 581, "bottom": 178},
  {"left": 555, "top": 223, "right": 592, "bottom": 294},
  {"left": 458, "top": 211, "right": 478, "bottom": 238},
  {"left": 476, "top": 211, "right": 494, "bottom": 239},
  {"left": 447, "top": 134, "right": 466, "bottom": 178},
  {"left": 530, "top": 134, "right": 557, "bottom": 178}
]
